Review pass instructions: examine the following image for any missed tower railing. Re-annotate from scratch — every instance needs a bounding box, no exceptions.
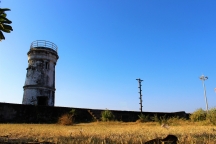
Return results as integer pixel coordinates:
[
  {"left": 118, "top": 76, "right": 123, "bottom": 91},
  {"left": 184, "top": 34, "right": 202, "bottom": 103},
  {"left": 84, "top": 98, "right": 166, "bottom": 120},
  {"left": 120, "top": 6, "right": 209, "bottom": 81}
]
[{"left": 30, "top": 40, "right": 58, "bottom": 52}]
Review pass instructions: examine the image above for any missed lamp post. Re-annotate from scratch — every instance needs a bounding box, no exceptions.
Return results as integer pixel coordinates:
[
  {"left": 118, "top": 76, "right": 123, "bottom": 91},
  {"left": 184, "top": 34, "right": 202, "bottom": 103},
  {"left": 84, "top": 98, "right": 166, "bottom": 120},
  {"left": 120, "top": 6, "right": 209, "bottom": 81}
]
[{"left": 199, "top": 74, "right": 209, "bottom": 113}]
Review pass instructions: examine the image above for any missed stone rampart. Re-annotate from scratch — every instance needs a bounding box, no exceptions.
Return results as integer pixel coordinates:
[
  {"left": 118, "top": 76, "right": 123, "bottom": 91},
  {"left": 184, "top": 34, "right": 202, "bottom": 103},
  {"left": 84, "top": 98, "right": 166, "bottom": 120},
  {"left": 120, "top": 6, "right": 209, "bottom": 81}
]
[{"left": 0, "top": 102, "right": 190, "bottom": 123}]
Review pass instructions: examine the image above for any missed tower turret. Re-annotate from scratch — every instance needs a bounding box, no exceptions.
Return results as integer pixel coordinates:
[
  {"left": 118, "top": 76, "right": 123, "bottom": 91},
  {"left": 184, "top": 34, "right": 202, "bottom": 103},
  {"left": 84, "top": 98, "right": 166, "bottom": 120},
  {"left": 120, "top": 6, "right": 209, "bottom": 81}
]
[{"left": 22, "top": 40, "right": 59, "bottom": 106}]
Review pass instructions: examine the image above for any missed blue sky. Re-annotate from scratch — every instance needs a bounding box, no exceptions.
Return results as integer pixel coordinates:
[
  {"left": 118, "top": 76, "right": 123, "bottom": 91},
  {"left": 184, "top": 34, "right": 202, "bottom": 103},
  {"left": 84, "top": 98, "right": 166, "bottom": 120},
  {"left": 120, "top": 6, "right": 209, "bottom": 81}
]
[{"left": 1, "top": 0, "right": 216, "bottom": 113}]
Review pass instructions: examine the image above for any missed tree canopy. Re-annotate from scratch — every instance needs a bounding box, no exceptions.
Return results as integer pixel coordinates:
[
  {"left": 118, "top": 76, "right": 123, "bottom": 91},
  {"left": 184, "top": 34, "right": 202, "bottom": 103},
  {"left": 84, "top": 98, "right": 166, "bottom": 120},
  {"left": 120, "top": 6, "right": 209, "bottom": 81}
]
[{"left": 0, "top": 8, "right": 13, "bottom": 41}]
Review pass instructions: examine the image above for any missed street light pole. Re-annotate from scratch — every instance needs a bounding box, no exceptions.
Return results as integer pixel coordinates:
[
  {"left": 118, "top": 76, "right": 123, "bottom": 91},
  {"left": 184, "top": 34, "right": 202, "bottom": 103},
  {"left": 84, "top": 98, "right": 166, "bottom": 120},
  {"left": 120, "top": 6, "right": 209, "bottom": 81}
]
[{"left": 199, "top": 74, "right": 209, "bottom": 113}]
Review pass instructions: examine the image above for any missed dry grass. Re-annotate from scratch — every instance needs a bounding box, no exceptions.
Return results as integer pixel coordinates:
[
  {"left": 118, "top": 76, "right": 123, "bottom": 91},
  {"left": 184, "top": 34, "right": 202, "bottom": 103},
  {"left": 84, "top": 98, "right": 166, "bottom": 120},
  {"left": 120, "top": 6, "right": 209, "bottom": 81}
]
[
  {"left": 0, "top": 121, "right": 216, "bottom": 143},
  {"left": 58, "top": 114, "right": 74, "bottom": 125}
]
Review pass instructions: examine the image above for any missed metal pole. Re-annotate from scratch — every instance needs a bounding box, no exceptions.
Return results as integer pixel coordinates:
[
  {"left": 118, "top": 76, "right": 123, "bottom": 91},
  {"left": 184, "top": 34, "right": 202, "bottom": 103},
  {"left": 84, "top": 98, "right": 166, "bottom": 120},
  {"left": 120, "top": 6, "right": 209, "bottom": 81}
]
[
  {"left": 136, "top": 78, "right": 143, "bottom": 113},
  {"left": 200, "top": 75, "right": 209, "bottom": 113},
  {"left": 202, "top": 80, "right": 209, "bottom": 113}
]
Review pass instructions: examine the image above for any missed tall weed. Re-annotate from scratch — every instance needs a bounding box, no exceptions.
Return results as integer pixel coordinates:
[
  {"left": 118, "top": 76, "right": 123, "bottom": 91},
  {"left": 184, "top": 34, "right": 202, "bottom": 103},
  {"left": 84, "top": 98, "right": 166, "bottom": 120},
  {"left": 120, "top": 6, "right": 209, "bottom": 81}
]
[{"left": 167, "top": 116, "right": 187, "bottom": 126}]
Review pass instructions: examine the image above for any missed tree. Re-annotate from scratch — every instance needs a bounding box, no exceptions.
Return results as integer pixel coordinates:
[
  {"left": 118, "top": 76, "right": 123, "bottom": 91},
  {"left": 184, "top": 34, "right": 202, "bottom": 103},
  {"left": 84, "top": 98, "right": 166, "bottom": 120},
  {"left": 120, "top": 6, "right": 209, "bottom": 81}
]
[{"left": 0, "top": 8, "right": 13, "bottom": 41}]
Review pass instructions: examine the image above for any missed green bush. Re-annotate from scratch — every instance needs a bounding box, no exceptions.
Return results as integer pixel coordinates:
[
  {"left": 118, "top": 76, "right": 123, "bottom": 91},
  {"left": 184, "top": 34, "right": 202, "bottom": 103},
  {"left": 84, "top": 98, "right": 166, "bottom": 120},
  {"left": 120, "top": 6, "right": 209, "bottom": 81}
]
[
  {"left": 101, "top": 109, "right": 115, "bottom": 121},
  {"left": 190, "top": 108, "right": 206, "bottom": 122},
  {"left": 138, "top": 114, "right": 150, "bottom": 122},
  {"left": 151, "top": 114, "right": 159, "bottom": 122},
  {"left": 150, "top": 114, "right": 167, "bottom": 124},
  {"left": 206, "top": 107, "right": 216, "bottom": 125}
]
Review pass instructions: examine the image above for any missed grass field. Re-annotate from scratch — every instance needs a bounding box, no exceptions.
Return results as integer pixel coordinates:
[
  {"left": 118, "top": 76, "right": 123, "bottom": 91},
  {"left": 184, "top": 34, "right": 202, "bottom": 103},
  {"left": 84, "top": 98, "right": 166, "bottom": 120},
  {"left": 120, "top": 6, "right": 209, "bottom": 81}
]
[{"left": 1, "top": 121, "right": 216, "bottom": 144}]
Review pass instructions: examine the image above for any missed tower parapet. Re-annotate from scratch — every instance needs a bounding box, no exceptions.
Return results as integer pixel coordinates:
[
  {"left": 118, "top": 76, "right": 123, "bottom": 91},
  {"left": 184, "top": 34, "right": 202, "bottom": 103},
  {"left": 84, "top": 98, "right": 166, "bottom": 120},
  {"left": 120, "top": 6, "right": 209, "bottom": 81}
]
[{"left": 22, "top": 40, "right": 59, "bottom": 106}]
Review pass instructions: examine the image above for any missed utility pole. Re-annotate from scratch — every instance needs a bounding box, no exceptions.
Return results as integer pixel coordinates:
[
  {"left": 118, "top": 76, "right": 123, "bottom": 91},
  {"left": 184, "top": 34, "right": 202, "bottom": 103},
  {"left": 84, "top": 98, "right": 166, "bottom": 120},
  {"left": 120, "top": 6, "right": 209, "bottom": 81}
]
[
  {"left": 136, "top": 78, "right": 143, "bottom": 113},
  {"left": 199, "top": 74, "right": 209, "bottom": 113}
]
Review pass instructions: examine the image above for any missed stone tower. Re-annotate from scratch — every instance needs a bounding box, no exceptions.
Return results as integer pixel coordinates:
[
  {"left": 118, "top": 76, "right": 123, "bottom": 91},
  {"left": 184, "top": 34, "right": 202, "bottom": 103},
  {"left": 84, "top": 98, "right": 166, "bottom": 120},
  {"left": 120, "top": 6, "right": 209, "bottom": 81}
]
[{"left": 22, "top": 40, "right": 59, "bottom": 106}]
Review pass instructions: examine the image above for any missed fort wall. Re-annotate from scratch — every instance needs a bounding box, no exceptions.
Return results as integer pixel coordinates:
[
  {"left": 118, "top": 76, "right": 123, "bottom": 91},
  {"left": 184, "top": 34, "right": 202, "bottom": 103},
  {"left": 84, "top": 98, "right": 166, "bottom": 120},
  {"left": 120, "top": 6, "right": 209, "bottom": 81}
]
[{"left": 0, "top": 102, "right": 190, "bottom": 123}]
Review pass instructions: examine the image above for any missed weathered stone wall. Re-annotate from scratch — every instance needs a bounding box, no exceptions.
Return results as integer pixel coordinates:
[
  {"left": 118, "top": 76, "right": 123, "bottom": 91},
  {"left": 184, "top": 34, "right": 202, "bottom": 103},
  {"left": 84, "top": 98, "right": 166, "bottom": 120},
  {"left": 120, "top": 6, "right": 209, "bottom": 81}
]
[
  {"left": 0, "top": 103, "right": 91, "bottom": 123},
  {"left": 0, "top": 103, "right": 190, "bottom": 123}
]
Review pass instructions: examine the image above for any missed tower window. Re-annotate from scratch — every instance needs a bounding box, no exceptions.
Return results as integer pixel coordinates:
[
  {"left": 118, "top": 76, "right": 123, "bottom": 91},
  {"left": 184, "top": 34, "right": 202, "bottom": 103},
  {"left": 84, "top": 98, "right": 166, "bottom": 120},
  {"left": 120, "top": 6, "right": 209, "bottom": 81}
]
[{"left": 45, "top": 62, "right": 49, "bottom": 69}]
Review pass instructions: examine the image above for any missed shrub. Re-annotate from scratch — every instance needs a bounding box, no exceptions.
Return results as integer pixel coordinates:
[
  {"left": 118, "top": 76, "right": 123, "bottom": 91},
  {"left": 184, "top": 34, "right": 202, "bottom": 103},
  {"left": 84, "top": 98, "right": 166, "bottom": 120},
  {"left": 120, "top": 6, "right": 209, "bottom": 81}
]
[
  {"left": 58, "top": 109, "right": 76, "bottom": 125},
  {"left": 101, "top": 109, "right": 115, "bottom": 121},
  {"left": 190, "top": 108, "right": 206, "bottom": 122},
  {"left": 206, "top": 107, "right": 216, "bottom": 125},
  {"left": 159, "top": 115, "right": 168, "bottom": 125},
  {"left": 151, "top": 114, "right": 159, "bottom": 122},
  {"left": 138, "top": 114, "right": 150, "bottom": 122},
  {"left": 58, "top": 114, "right": 73, "bottom": 125},
  {"left": 150, "top": 114, "right": 168, "bottom": 125}
]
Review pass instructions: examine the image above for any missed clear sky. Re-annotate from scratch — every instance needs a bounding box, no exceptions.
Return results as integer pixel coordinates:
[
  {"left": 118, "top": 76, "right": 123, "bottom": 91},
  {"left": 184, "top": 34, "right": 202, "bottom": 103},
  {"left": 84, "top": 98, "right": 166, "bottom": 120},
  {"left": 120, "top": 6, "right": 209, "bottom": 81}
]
[{"left": 1, "top": 0, "right": 216, "bottom": 113}]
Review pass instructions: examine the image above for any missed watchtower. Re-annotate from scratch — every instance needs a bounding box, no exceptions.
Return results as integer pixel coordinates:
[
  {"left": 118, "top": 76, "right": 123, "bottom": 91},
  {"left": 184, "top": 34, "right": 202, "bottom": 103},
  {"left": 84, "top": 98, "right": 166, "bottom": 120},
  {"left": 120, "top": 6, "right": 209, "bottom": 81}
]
[{"left": 22, "top": 40, "right": 59, "bottom": 106}]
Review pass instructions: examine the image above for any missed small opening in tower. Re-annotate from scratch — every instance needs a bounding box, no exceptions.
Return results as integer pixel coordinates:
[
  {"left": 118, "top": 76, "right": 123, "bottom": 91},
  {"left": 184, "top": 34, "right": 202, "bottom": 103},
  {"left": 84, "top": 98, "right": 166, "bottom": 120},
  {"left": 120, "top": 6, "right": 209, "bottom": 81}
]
[
  {"left": 45, "top": 62, "right": 49, "bottom": 69},
  {"left": 37, "top": 96, "right": 48, "bottom": 106}
]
